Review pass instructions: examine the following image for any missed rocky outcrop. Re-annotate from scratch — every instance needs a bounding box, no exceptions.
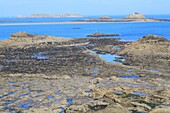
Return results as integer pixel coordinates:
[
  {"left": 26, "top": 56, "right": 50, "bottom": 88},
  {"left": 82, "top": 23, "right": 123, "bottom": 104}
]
[
  {"left": 11, "top": 32, "right": 33, "bottom": 38},
  {"left": 10, "top": 32, "right": 55, "bottom": 41},
  {"left": 0, "top": 32, "right": 72, "bottom": 47},
  {"left": 137, "top": 35, "right": 168, "bottom": 43},
  {"left": 87, "top": 32, "right": 120, "bottom": 37},
  {"left": 119, "top": 35, "right": 170, "bottom": 74}
]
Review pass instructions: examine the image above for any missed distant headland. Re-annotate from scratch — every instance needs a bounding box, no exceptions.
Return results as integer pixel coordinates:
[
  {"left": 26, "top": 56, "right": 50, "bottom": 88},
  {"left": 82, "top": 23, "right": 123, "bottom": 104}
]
[
  {"left": 77, "top": 12, "right": 170, "bottom": 22},
  {"left": 17, "top": 13, "right": 83, "bottom": 18}
]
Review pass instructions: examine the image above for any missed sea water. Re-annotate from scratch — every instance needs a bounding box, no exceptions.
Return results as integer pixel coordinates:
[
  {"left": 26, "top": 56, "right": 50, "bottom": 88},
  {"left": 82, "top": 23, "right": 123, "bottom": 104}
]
[{"left": 0, "top": 15, "right": 170, "bottom": 41}]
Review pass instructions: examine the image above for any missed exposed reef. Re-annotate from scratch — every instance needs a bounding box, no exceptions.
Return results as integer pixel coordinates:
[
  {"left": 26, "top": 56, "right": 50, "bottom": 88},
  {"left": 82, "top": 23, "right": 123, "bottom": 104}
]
[
  {"left": 0, "top": 32, "right": 169, "bottom": 113},
  {"left": 87, "top": 32, "right": 120, "bottom": 37}
]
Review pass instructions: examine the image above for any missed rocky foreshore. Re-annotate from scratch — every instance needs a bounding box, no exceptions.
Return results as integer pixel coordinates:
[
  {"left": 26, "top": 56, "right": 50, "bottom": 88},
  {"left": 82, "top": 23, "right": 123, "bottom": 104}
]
[{"left": 0, "top": 32, "right": 170, "bottom": 113}]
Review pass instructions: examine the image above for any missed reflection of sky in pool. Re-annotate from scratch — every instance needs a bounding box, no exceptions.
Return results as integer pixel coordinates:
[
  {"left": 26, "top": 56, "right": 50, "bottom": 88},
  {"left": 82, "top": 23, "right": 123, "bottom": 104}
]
[
  {"left": 54, "top": 99, "right": 60, "bottom": 103},
  {"left": 148, "top": 69, "right": 159, "bottom": 73},
  {"left": 93, "top": 67, "right": 100, "bottom": 71},
  {"left": 67, "top": 97, "right": 74, "bottom": 105},
  {"left": 47, "top": 95, "right": 53, "bottom": 99},
  {"left": 4, "top": 100, "right": 17, "bottom": 106},
  {"left": 0, "top": 64, "right": 4, "bottom": 69},
  {"left": 126, "top": 68, "right": 135, "bottom": 74},
  {"left": 89, "top": 50, "right": 125, "bottom": 64},
  {"left": 17, "top": 100, "right": 33, "bottom": 109},
  {"left": 114, "top": 92, "right": 123, "bottom": 95},
  {"left": 133, "top": 92, "right": 147, "bottom": 96},
  {"left": 85, "top": 89, "right": 92, "bottom": 93},
  {"left": 8, "top": 82, "right": 16, "bottom": 85},
  {"left": 121, "top": 75, "right": 140, "bottom": 79},
  {"left": 22, "top": 87, "right": 26, "bottom": 90},
  {"left": 18, "top": 94, "right": 29, "bottom": 98},
  {"left": 56, "top": 90, "right": 61, "bottom": 95},
  {"left": 60, "top": 108, "right": 65, "bottom": 113},
  {"left": 31, "top": 52, "right": 48, "bottom": 60},
  {"left": 0, "top": 90, "right": 18, "bottom": 99}
]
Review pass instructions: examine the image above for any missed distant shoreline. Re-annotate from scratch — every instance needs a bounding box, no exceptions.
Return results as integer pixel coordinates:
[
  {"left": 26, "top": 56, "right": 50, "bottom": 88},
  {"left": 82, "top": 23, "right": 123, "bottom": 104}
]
[
  {"left": 16, "top": 14, "right": 83, "bottom": 18},
  {"left": 0, "top": 21, "right": 168, "bottom": 26}
]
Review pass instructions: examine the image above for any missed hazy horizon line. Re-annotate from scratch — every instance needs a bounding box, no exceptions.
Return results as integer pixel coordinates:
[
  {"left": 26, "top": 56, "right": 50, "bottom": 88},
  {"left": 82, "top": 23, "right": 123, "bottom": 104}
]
[{"left": 1, "top": 13, "right": 170, "bottom": 18}]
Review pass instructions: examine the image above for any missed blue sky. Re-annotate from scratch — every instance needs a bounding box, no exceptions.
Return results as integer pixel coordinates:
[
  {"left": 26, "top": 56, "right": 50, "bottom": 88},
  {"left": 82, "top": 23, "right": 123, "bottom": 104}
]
[{"left": 0, "top": 0, "right": 169, "bottom": 17}]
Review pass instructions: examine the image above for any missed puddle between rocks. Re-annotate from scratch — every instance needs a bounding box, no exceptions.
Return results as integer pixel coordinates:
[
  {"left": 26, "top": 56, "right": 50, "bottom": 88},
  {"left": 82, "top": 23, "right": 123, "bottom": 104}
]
[
  {"left": 56, "top": 90, "right": 61, "bottom": 95},
  {"left": 91, "top": 73, "right": 98, "bottom": 77},
  {"left": 0, "top": 64, "right": 4, "bottom": 70},
  {"left": 93, "top": 67, "right": 100, "bottom": 71},
  {"left": 161, "top": 104, "right": 170, "bottom": 107},
  {"left": 126, "top": 68, "right": 135, "bottom": 74},
  {"left": 148, "top": 69, "right": 159, "bottom": 73},
  {"left": 31, "top": 52, "right": 49, "bottom": 60},
  {"left": 88, "top": 50, "right": 125, "bottom": 64},
  {"left": 0, "top": 90, "right": 18, "bottom": 99},
  {"left": 47, "top": 95, "right": 53, "bottom": 99},
  {"left": 67, "top": 97, "right": 74, "bottom": 105},
  {"left": 91, "top": 68, "right": 100, "bottom": 77},
  {"left": 4, "top": 100, "right": 17, "bottom": 106},
  {"left": 120, "top": 75, "right": 140, "bottom": 79},
  {"left": 54, "top": 99, "right": 60, "bottom": 103},
  {"left": 18, "top": 94, "right": 29, "bottom": 98},
  {"left": 114, "top": 92, "right": 123, "bottom": 95},
  {"left": 8, "top": 81, "right": 16, "bottom": 85},
  {"left": 133, "top": 92, "right": 147, "bottom": 96},
  {"left": 113, "top": 45, "right": 121, "bottom": 50},
  {"left": 17, "top": 100, "right": 33, "bottom": 110},
  {"left": 2, "top": 107, "right": 15, "bottom": 112},
  {"left": 85, "top": 89, "right": 92, "bottom": 94},
  {"left": 60, "top": 108, "right": 65, "bottom": 113}
]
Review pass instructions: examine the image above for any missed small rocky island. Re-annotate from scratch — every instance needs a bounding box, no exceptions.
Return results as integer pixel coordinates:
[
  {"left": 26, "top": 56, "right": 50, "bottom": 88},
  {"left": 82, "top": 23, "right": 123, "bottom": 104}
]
[
  {"left": 77, "top": 12, "right": 170, "bottom": 22},
  {"left": 87, "top": 32, "right": 120, "bottom": 37},
  {"left": 124, "top": 12, "right": 146, "bottom": 19},
  {"left": 0, "top": 32, "right": 170, "bottom": 113}
]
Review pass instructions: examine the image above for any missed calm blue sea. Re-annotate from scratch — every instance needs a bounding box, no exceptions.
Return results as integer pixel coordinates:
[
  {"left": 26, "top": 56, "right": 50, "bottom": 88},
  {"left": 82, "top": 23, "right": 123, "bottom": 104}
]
[{"left": 0, "top": 15, "right": 170, "bottom": 41}]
